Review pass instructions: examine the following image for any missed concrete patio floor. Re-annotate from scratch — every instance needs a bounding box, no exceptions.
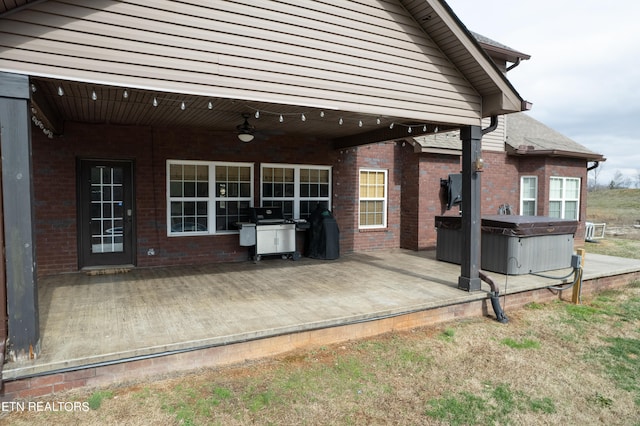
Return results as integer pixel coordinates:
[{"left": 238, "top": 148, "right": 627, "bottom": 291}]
[{"left": 4, "top": 249, "right": 640, "bottom": 381}]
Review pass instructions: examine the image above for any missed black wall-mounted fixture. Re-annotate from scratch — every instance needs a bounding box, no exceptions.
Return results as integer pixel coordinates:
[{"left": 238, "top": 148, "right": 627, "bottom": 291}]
[{"left": 440, "top": 173, "right": 462, "bottom": 210}]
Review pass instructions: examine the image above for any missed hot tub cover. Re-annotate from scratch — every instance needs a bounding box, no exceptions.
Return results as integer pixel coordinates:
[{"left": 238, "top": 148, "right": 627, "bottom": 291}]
[{"left": 435, "top": 215, "right": 578, "bottom": 237}]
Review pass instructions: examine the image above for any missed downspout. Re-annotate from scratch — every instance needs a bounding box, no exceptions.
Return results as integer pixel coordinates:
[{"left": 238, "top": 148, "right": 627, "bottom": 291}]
[
  {"left": 482, "top": 115, "right": 498, "bottom": 135},
  {"left": 587, "top": 161, "right": 600, "bottom": 171},
  {"left": 506, "top": 58, "right": 522, "bottom": 72},
  {"left": 480, "top": 271, "right": 508, "bottom": 323},
  {"left": 480, "top": 115, "right": 508, "bottom": 323}
]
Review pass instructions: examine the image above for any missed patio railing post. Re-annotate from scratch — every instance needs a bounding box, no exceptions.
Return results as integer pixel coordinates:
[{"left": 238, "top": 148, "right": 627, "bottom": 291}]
[
  {"left": 457, "top": 125, "right": 482, "bottom": 291},
  {"left": 0, "top": 72, "right": 40, "bottom": 361}
]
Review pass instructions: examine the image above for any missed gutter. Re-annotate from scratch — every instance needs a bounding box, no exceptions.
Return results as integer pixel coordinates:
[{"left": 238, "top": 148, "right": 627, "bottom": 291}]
[
  {"left": 587, "top": 161, "right": 601, "bottom": 171},
  {"left": 508, "top": 147, "right": 605, "bottom": 161}
]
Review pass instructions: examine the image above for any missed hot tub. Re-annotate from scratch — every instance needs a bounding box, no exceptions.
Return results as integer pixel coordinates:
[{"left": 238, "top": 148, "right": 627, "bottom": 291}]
[{"left": 435, "top": 215, "right": 578, "bottom": 275}]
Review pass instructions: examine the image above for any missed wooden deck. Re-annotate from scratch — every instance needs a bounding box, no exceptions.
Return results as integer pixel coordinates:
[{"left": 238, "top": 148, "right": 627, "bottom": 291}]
[{"left": 4, "top": 249, "right": 640, "bottom": 382}]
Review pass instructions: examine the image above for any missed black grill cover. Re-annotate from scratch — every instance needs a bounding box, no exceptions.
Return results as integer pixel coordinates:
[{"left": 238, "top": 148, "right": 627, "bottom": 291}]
[{"left": 306, "top": 205, "right": 340, "bottom": 259}]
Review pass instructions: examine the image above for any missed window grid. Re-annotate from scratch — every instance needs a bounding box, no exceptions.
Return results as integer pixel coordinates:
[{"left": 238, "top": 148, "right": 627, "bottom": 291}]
[
  {"left": 261, "top": 164, "right": 331, "bottom": 219},
  {"left": 520, "top": 176, "right": 538, "bottom": 216},
  {"left": 167, "top": 161, "right": 253, "bottom": 235},
  {"left": 359, "top": 169, "right": 387, "bottom": 228},
  {"left": 91, "top": 166, "right": 124, "bottom": 253},
  {"left": 549, "top": 177, "right": 580, "bottom": 220}
]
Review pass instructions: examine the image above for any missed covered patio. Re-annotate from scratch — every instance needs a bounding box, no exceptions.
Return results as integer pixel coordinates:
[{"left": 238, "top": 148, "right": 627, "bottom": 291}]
[{"left": 4, "top": 249, "right": 639, "bottom": 383}]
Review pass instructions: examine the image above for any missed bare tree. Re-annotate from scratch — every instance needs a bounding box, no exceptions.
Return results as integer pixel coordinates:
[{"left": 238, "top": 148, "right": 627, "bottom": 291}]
[
  {"left": 609, "top": 170, "right": 631, "bottom": 189},
  {"left": 588, "top": 162, "right": 604, "bottom": 191}
]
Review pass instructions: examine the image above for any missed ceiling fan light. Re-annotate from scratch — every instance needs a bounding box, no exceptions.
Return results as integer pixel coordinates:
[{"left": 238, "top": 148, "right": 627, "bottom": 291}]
[
  {"left": 238, "top": 133, "right": 254, "bottom": 142},
  {"left": 236, "top": 113, "right": 255, "bottom": 142}
]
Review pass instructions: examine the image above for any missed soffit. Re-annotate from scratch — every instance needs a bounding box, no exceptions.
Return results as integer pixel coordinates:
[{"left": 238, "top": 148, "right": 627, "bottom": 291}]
[{"left": 401, "top": 0, "right": 526, "bottom": 116}]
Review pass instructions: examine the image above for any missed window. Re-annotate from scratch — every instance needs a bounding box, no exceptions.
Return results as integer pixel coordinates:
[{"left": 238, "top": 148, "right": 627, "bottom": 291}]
[
  {"left": 167, "top": 161, "right": 253, "bottom": 235},
  {"left": 359, "top": 169, "right": 387, "bottom": 228},
  {"left": 261, "top": 164, "right": 331, "bottom": 219},
  {"left": 520, "top": 176, "right": 538, "bottom": 216},
  {"left": 549, "top": 177, "right": 580, "bottom": 220}
]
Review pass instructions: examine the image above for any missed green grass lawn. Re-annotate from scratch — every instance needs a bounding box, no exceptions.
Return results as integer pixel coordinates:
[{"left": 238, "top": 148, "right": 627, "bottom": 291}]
[{"left": 586, "top": 188, "right": 640, "bottom": 225}]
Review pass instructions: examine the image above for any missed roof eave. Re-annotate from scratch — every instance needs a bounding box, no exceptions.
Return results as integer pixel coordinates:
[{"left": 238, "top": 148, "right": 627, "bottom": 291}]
[
  {"left": 423, "top": 0, "right": 529, "bottom": 116},
  {"left": 506, "top": 147, "right": 606, "bottom": 161}
]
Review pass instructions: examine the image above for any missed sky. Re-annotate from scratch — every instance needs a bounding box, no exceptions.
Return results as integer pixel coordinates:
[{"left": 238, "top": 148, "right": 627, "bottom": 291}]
[{"left": 446, "top": 0, "right": 640, "bottom": 187}]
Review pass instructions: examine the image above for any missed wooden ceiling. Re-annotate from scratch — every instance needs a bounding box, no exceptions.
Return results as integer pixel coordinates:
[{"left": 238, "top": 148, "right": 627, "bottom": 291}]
[{"left": 29, "top": 77, "right": 444, "bottom": 147}]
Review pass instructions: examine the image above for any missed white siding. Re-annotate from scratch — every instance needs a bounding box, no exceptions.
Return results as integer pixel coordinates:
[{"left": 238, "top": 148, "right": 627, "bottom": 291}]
[{"left": 0, "top": 0, "right": 481, "bottom": 125}]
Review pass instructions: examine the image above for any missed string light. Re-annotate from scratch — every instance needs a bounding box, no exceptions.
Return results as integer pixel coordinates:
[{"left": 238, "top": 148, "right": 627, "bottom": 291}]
[
  {"left": 30, "top": 109, "right": 54, "bottom": 138},
  {"left": 44, "top": 85, "right": 436, "bottom": 134}
]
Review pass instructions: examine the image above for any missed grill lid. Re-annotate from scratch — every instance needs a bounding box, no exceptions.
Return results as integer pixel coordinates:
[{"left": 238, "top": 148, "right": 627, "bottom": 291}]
[{"left": 251, "top": 207, "right": 285, "bottom": 224}]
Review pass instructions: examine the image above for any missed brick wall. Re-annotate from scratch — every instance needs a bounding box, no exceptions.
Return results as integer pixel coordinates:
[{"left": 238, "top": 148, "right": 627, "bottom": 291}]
[
  {"left": 31, "top": 122, "right": 590, "bottom": 275},
  {"left": 334, "top": 142, "right": 403, "bottom": 252},
  {"left": 32, "top": 122, "right": 338, "bottom": 275}
]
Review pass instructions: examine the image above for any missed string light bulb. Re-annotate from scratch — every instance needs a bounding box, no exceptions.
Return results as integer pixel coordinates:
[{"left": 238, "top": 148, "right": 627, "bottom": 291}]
[
  {"left": 91, "top": 90, "right": 97, "bottom": 101},
  {"left": 152, "top": 97, "right": 158, "bottom": 107},
  {"left": 339, "top": 117, "right": 343, "bottom": 125},
  {"left": 320, "top": 111, "right": 325, "bottom": 118},
  {"left": 408, "top": 126, "right": 412, "bottom": 133},
  {"left": 301, "top": 113, "right": 306, "bottom": 122},
  {"left": 208, "top": 101, "right": 213, "bottom": 109},
  {"left": 255, "top": 110, "right": 260, "bottom": 119},
  {"left": 123, "top": 89, "right": 129, "bottom": 99},
  {"left": 423, "top": 125, "right": 427, "bottom": 132},
  {"left": 180, "top": 101, "right": 186, "bottom": 110},
  {"left": 279, "top": 114, "right": 284, "bottom": 123},
  {"left": 57, "top": 86, "right": 64, "bottom": 96},
  {"left": 389, "top": 122, "right": 394, "bottom": 129},
  {"left": 376, "top": 117, "right": 381, "bottom": 125},
  {"left": 358, "top": 120, "right": 363, "bottom": 127}
]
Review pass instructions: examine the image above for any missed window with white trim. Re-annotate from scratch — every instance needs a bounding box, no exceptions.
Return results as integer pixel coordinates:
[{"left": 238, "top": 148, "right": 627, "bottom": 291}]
[
  {"left": 260, "top": 164, "right": 331, "bottom": 219},
  {"left": 549, "top": 177, "right": 580, "bottom": 220},
  {"left": 167, "top": 161, "right": 253, "bottom": 235},
  {"left": 520, "top": 176, "right": 538, "bottom": 216},
  {"left": 359, "top": 169, "right": 387, "bottom": 228}
]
